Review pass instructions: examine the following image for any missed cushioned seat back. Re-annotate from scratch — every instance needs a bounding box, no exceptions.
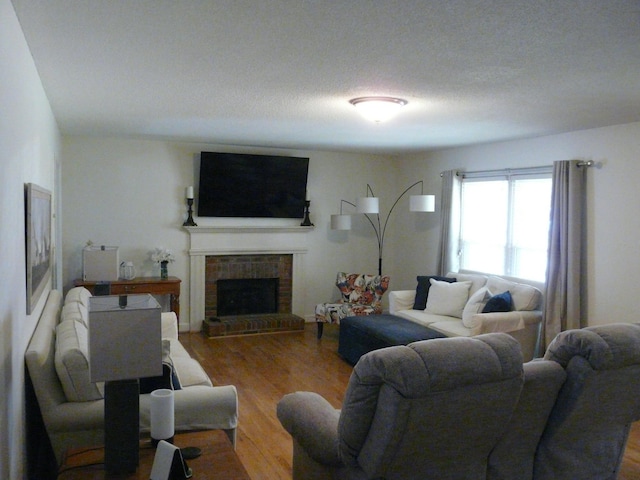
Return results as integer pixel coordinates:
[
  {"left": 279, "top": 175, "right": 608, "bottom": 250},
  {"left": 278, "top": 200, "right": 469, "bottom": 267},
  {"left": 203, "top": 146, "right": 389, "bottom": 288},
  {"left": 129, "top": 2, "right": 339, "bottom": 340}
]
[
  {"left": 336, "top": 272, "right": 390, "bottom": 307},
  {"left": 534, "top": 323, "right": 640, "bottom": 480},
  {"left": 338, "top": 333, "right": 524, "bottom": 479}
]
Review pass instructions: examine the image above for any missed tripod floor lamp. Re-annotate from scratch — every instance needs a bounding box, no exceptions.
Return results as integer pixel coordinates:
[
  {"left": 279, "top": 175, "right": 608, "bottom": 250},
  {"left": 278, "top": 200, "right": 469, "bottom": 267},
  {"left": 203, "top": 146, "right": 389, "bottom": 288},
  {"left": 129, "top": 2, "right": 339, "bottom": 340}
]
[{"left": 330, "top": 180, "right": 435, "bottom": 275}]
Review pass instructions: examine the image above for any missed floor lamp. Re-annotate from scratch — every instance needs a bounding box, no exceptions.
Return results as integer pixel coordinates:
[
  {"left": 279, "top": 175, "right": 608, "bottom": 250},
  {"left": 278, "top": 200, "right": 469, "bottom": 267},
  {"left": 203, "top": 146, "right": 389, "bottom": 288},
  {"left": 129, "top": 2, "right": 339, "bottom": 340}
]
[
  {"left": 331, "top": 180, "right": 435, "bottom": 275},
  {"left": 88, "top": 294, "right": 163, "bottom": 474}
]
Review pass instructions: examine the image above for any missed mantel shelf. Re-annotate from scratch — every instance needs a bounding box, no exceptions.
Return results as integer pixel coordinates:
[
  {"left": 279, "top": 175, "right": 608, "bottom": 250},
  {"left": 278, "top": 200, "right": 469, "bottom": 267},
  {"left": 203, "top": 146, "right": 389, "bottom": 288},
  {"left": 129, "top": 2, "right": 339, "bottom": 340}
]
[{"left": 184, "top": 225, "right": 314, "bottom": 234}]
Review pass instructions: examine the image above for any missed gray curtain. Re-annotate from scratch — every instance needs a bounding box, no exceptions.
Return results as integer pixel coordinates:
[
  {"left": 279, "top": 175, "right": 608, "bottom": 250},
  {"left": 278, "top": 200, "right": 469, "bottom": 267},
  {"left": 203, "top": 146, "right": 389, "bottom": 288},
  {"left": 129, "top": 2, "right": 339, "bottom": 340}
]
[
  {"left": 542, "top": 160, "right": 587, "bottom": 349},
  {"left": 437, "top": 170, "right": 460, "bottom": 275}
]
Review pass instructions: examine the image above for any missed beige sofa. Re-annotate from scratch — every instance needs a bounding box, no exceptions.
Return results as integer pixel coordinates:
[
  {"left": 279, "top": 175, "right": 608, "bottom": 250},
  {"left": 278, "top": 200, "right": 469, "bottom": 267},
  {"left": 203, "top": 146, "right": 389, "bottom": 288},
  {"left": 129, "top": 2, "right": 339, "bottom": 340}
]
[
  {"left": 26, "top": 288, "right": 238, "bottom": 463},
  {"left": 389, "top": 271, "right": 543, "bottom": 360}
]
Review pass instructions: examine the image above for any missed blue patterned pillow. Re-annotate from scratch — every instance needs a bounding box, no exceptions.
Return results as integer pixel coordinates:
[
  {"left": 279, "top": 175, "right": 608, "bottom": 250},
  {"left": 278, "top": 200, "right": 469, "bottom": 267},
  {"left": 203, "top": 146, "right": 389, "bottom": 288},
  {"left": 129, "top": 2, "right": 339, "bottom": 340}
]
[{"left": 482, "top": 291, "right": 513, "bottom": 313}]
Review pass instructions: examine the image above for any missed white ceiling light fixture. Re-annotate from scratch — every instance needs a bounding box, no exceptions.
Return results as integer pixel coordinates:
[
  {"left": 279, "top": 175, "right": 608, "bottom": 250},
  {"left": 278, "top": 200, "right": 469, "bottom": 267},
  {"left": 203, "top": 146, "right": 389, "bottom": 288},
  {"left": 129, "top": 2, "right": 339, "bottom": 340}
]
[{"left": 349, "top": 96, "right": 408, "bottom": 123}]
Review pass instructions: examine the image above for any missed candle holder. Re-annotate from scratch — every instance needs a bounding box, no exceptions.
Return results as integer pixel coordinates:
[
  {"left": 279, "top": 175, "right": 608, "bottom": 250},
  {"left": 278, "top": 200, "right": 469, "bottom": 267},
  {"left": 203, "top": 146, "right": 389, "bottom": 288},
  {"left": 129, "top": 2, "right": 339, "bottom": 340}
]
[
  {"left": 182, "top": 198, "right": 198, "bottom": 226},
  {"left": 301, "top": 200, "right": 314, "bottom": 227}
]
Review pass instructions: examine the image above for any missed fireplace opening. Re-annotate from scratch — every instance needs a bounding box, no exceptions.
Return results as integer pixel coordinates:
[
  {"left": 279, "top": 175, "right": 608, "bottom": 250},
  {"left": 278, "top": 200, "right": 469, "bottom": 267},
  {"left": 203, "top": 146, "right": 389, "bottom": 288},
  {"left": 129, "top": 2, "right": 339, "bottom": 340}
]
[{"left": 217, "top": 278, "right": 279, "bottom": 316}]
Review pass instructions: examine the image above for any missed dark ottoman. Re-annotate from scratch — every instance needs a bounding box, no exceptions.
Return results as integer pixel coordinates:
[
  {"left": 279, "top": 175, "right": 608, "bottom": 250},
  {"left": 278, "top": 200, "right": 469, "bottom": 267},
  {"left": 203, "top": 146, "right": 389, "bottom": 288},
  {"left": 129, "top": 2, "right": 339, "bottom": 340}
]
[{"left": 338, "top": 314, "right": 445, "bottom": 365}]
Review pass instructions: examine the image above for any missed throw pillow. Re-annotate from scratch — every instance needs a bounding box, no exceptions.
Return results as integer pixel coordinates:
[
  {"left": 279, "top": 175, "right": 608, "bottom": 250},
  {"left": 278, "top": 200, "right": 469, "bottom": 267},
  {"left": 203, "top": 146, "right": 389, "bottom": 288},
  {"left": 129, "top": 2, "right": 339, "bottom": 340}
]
[
  {"left": 425, "top": 279, "right": 472, "bottom": 318},
  {"left": 482, "top": 291, "right": 514, "bottom": 313},
  {"left": 140, "top": 339, "right": 181, "bottom": 393},
  {"left": 462, "top": 286, "right": 492, "bottom": 328},
  {"left": 413, "top": 275, "right": 456, "bottom": 310}
]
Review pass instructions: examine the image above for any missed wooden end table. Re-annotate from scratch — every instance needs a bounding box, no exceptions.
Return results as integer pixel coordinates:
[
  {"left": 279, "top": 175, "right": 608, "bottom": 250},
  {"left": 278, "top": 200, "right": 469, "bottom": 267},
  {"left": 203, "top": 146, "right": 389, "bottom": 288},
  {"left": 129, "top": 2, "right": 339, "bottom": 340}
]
[
  {"left": 74, "top": 277, "right": 181, "bottom": 320},
  {"left": 57, "top": 430, "right": 250, "bottom": 479}
]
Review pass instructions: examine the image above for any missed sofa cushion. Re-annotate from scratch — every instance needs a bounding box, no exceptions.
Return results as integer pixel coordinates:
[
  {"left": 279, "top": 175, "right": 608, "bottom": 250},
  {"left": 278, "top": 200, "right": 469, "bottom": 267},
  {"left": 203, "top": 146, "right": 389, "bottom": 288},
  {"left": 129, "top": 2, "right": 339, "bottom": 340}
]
[
  {"left": 412, "top": 275, "right": 456, "bottom": 310},
  {"left": 486, "top": 276, "right": 542, "bottom": 311},
  {"left": 55, "top": 319, "right": 104, "bottom": 402},
  {"left": 462, "top": 286, "right": 491, "bottom": 328},
  {"left": 482, "top": 291, "right": 513, "bottom": 313},
  {"left": 61, "top": 301, "right": 88, "bottom": 327},
  {"left": 425, "top": 279, "right": 472, "bottom": 318},
  {"left": 450, "top": 272, "right": 488, "bottom": 297},
  {"left": 64, "top": 286, "right": 92, "bottom": 307}
]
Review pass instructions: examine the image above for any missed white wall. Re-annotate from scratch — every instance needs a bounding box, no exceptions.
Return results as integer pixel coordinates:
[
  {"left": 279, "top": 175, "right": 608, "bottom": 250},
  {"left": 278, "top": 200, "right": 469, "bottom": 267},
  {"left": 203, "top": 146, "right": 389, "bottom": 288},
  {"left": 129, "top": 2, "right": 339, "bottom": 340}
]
[
  {"left": 396, "top": 122, "right": 640, "bottom": 327},
  {"left": 61, "top": 136, "right": 397, "bottom": 330},
  {"left": 0, "top": 0, "right": 61, "bottom": 477}
]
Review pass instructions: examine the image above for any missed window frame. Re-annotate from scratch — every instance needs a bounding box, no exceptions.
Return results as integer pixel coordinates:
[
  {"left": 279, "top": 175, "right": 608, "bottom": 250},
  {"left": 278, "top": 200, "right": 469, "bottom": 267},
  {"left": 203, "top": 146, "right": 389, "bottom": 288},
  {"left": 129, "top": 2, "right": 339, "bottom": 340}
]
[{"left": 457, "top": 166, "right": 552, "bottom": 281}]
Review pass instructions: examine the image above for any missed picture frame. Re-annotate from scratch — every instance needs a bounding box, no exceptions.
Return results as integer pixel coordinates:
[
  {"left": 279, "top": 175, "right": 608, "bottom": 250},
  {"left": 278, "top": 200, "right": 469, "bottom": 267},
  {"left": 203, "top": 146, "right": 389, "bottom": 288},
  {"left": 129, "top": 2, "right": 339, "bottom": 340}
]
[{"left": 25, "top": 183, "right": 52, "bottom": 314}]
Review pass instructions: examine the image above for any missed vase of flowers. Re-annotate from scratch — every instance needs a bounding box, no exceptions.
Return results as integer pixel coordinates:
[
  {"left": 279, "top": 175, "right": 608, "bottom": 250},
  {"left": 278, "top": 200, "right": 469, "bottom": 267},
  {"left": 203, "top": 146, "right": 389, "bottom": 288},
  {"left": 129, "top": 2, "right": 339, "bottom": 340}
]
[{"left": 151, "top": 248, "right": 174, "bottom": 280}]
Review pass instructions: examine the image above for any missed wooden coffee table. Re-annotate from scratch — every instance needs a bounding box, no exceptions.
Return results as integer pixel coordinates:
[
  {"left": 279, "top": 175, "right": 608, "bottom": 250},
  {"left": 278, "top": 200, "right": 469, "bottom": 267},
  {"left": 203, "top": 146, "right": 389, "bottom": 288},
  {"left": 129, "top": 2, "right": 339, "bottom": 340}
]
[{"left": 57, "top": 430, "right": 250, "bottom": 479}]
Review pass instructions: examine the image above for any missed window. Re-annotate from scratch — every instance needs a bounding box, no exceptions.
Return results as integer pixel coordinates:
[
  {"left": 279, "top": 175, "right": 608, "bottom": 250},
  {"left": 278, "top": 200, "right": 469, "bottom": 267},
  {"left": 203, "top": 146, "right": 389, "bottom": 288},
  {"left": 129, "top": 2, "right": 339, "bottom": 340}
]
[{"left": 459, "top": 168, "right": 552, "bottom": 282}]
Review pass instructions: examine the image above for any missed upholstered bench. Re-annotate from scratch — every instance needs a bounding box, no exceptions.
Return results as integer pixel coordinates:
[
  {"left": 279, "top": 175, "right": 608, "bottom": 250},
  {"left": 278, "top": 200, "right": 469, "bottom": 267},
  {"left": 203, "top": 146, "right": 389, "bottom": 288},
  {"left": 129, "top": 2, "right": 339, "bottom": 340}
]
[{"left": 338, "top": 314, "right": 445, "bottom": 365}]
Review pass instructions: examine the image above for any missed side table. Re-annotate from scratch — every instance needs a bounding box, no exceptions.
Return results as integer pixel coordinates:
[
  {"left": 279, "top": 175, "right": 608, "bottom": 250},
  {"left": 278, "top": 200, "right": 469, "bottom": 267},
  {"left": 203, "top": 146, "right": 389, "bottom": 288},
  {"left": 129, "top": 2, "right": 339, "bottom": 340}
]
[
  {"left": 74, "top": 277, "right": 181, "bottom": 320},
  {"left": 57, "top": 430, "right": 250, "bottom": 479}
]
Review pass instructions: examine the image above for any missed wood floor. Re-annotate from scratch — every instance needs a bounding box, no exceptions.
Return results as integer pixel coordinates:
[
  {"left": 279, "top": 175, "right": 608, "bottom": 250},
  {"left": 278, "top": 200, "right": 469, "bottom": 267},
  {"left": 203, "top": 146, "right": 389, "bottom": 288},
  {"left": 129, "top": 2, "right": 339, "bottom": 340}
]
[{"left": 179, "top": 323, "right": 640, "bottom": 480}]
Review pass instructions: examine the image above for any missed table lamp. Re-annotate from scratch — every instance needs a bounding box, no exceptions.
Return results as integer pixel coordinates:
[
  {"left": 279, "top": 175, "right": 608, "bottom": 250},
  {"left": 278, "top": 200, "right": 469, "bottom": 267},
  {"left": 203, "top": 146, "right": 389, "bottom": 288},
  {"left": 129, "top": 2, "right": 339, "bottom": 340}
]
[{"left": 89, "top": 294, "right": 163, "bottom": 474}]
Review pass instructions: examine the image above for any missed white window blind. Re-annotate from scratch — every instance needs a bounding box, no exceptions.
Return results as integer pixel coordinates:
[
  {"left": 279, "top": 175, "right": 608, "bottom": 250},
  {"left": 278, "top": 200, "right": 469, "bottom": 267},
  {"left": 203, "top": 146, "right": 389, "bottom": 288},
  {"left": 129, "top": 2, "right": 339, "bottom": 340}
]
[{"left": 459, "top": 167, "right": 552, "bottom": 281}]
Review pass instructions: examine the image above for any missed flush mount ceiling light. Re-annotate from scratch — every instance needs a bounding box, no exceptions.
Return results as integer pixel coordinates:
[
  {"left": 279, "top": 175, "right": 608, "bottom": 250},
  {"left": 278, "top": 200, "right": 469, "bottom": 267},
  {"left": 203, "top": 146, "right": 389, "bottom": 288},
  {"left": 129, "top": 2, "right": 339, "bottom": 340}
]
[{"left": 349, "top": 96, "right": 408, "bottom": 123}]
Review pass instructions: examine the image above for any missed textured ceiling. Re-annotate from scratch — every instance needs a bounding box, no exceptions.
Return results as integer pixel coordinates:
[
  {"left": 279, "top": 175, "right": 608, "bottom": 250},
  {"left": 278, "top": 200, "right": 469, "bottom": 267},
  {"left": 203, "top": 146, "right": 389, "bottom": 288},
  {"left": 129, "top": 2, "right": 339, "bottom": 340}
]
[{"left": 10, "top": 0, "right": 640, "bottom": 154}]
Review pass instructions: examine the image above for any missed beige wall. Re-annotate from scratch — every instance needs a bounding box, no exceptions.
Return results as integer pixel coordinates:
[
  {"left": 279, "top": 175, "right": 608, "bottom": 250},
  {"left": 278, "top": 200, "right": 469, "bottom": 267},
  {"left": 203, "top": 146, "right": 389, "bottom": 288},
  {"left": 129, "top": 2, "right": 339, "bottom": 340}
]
[
  {"left": 61, "top": 137, "right": 398, "bottom": 330},
  {"left": 1, "top": 0, "right": 61, "bottom": 477},
  {"left": 395, "top": 122, "right": 640, "bottom": 327}
]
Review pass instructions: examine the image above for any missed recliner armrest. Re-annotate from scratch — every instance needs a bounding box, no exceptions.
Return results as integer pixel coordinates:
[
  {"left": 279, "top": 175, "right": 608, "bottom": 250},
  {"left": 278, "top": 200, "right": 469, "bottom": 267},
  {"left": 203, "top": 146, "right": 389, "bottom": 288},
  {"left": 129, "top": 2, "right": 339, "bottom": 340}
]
[
  {"left": 277, "top": 392, "right": 342, "bottom": 466},
  {"left": 389, "top": 290, "right": 415, "bottom": 313}
]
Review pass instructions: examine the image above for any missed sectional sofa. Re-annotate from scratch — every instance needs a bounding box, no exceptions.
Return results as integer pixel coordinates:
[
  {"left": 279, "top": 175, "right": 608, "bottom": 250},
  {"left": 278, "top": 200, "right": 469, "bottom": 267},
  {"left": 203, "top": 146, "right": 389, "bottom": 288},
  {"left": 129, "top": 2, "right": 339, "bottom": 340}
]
[
  {"left": 338, "top": 271, "right": 543, "bottom": 363},
  {"left": 25, "top": 288, "right": 239, "bottom": 463}
]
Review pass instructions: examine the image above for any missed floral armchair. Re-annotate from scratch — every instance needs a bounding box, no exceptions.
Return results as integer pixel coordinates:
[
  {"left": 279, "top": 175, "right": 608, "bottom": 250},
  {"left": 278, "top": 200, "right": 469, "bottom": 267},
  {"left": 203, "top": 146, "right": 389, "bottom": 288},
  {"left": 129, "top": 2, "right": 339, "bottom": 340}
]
[{"left": 315, "top": 272, "right": 390, "bottom": 338}]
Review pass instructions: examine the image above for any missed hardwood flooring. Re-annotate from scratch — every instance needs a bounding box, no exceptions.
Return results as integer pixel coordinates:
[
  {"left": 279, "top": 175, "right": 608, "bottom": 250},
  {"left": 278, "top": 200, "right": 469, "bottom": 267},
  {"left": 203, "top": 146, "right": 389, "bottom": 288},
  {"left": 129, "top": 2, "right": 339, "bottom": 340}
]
[{"left": 179, "top": 323, "right": 640, "bottom": 480}]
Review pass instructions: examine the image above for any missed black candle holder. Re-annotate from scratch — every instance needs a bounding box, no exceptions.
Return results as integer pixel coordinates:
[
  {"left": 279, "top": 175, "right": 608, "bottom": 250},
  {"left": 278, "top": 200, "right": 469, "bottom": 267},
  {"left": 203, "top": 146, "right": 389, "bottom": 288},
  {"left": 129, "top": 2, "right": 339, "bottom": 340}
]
[
  {"left": 183, "top": 198, "right": 198, "bottom": 226},
  {"left": 301, "top": 200, "right": 314, "bottom": 227}
]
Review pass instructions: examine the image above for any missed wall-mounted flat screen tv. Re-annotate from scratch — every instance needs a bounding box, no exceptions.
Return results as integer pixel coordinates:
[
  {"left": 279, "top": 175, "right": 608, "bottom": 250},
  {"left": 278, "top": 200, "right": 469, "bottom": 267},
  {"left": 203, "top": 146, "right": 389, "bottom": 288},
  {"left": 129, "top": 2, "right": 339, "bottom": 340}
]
[{"left": 198, "top": 152, "right": 309, "bottom": 218}]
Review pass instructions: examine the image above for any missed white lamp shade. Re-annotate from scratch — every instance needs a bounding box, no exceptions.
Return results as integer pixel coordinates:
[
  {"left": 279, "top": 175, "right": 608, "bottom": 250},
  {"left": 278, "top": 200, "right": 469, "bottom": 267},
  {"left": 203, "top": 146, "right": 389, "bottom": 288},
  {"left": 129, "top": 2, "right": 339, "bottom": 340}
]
[
  {"left": 410, "top": 194, "right": 435, "bottom": 212},
  {"left": 356, "top": 197, "right": 379, "bottom": 214},
  {"left": 331, "top": 214, "right": 352, "bottom": 230},
  {"left": 88, "top": 294, "right": 162, "bottom": 382}
]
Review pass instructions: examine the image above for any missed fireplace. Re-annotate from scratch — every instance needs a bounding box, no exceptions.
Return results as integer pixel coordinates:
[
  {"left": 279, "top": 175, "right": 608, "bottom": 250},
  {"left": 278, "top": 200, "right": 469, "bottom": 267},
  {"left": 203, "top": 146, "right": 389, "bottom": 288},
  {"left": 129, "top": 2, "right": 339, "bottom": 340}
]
[
  {"left": 185, "top": 225, "right": 311, "bottom": 332},
  {"left": 205, "top": 254, "right": 292, "bottom": 319},
  {"left": 217, "top": 278, "right": 279, "bottom": 316}
]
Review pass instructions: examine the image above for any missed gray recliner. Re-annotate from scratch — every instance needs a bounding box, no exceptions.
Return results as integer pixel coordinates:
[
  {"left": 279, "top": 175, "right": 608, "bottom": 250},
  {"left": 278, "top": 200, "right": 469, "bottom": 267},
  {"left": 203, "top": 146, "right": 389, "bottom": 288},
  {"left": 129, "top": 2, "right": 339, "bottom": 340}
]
[
  {"left": 533, "top": 323, "right": 640, "bottom": 480},
  {"left": 278, "top": 333, "right": 525, "bottom": 480}
]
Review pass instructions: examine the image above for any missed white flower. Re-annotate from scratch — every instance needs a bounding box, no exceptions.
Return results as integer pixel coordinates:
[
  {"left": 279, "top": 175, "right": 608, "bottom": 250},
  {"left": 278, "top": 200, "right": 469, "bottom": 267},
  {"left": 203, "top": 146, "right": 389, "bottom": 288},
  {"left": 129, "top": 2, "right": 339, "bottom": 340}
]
[{"left": 150, "top": 247, "right": 175, "bottom": 263}]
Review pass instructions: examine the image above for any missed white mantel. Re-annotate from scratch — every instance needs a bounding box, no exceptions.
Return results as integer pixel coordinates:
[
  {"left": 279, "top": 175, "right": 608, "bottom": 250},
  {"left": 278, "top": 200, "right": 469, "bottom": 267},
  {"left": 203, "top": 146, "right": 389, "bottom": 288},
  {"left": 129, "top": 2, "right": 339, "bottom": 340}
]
[{"left": 185, "top": 226, "right": 311, "bottom": 330}]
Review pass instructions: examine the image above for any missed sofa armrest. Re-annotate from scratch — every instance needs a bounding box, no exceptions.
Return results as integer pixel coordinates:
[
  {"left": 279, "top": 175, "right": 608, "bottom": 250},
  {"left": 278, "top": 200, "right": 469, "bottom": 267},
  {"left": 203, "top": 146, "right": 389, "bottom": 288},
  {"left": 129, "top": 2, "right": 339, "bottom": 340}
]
[
  {"left": 277, "top": 392, "right": 342, "bottom": 466},
  {"left": 471, "top": 311, "right": 542, "bottom": 336},
  {"left": 161, "top": 312, "right": 179, "bottom": 339},
  {"left": 389, "top": 290, "right": 415, "bottom": 314}
]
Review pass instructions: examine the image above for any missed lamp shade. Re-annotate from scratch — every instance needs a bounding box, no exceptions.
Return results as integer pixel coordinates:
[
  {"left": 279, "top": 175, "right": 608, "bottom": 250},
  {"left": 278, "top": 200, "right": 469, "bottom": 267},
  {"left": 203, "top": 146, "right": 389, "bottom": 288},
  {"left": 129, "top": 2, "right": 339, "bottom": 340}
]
[
  {"left": 410, "top": 194, "right": 436, "bottom": 212},
  {"left": 88, "top": 294, "right": 162, "bottom": 382},
  {"left": 331, "top": 214, "right": 352, "bottom": 230},
  {"left": 356, "top": 196, "right": 379, "bottom": 214}
]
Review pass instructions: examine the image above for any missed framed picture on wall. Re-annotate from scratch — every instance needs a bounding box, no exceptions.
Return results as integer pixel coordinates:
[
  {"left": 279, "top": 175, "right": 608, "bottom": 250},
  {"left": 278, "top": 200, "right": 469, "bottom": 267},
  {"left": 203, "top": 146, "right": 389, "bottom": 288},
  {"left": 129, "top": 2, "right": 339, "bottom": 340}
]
[{"left": 25, "top": 183, "right": 52, "bottom": 314}]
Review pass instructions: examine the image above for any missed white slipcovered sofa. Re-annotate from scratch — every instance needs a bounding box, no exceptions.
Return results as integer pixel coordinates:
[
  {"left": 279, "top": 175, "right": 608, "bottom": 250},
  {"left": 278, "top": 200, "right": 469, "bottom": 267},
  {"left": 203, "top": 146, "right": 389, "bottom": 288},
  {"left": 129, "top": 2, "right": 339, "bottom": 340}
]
[
  {"left": 26, "top": 288, "right": 239, "bottom": 463},
  {"left": 389, "top": 271, "right": 543, "bottom": 361}
]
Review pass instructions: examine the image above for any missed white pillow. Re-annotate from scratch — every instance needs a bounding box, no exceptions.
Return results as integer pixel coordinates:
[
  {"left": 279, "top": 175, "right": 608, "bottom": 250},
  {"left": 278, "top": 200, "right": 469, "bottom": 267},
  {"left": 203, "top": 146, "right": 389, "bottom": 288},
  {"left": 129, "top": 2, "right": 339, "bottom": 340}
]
[
  {"left": 486, "top": 276, "right": 542, "bottom": 311},
  {"left": 425, "top": 279, "right": 472, "bottom": 318},
  {"left": 55, "top": 320, "right": 104, "bottom": 402},
  {"left": 462, "top": 286, "right": 491, "bottom": 328}
]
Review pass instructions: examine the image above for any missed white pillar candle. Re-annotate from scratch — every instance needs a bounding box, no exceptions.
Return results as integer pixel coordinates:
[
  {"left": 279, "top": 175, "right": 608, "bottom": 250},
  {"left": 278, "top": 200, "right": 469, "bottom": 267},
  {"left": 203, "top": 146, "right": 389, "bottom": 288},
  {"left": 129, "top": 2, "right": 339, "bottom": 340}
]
[
  {"left": 186, "top": 186, "right": 194, "bottom": 199},
  {"left": 150, "top": 389, "right": 174, "bottom": 444}
]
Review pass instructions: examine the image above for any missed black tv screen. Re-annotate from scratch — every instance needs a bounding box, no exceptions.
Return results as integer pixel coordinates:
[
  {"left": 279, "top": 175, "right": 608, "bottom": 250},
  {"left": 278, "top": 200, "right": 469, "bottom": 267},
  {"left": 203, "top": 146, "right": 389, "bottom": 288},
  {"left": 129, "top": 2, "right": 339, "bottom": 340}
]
[{"left": 198, "top": 152, "right": 309, "bottom": 218}]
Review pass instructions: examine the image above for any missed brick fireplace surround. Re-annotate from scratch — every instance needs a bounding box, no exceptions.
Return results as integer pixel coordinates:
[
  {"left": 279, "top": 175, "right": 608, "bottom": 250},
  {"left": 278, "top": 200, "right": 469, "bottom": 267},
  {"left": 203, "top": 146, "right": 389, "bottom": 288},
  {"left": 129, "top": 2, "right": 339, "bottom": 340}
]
[{"left": 186, "top": 225, "right": 311, "bottom": 334}]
